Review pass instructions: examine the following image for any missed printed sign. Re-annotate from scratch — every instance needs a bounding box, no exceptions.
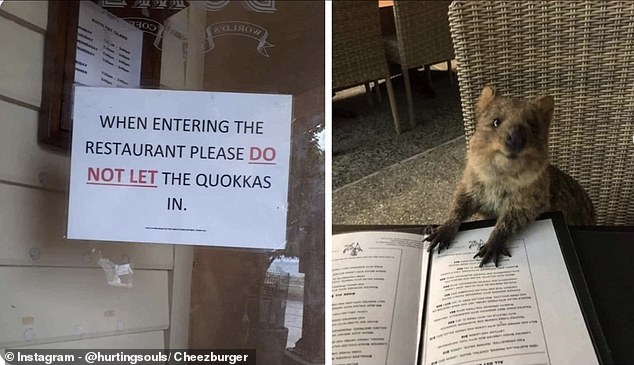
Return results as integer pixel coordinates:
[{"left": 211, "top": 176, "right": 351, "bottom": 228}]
[
  {"left": 67, "top": 86, "right": 292, "bottom": 249},
  {"left": 75, "top": 1, "right": 143, "bottom": 88}
]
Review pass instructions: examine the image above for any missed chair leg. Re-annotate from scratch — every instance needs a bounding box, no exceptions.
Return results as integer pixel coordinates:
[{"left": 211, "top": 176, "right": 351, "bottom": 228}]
[
  {"left": 364, "top": 82, "right": 374, "bottom": 106},
  {"left": 375, "top": 80, "right": 382, "bottom": 103},
  {"left": 385, "top": 75, "right": 401, "bottom": 134},
  {"left": 402, "top": 66, "right": 416, "bottom": 128},
  {"left": 447, "top": 60, "right": 454, "bottom": 85},
  {"left": 424, "top": 64, "right": 433, "bottom": 88}
]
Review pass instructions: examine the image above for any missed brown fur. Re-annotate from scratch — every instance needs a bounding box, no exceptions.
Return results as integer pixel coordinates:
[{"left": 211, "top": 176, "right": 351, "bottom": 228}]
[{"left": 426, "top": 86, "right": 595, "bottom": 266}]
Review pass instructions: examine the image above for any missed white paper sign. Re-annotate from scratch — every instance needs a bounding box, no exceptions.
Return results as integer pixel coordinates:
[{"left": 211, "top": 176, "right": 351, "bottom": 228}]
[
  {"left": 75, "top": 1, "right": 143, "bottom": 88},
  {"left": 68, "top": 86, "right": 292, "bottom": 249}
]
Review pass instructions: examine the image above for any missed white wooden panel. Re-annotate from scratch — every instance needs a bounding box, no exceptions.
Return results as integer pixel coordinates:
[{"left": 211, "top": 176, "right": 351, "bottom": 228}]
[
  {"left": 159, "top": 7, "right": 205, "bottom": 90},
  {"left": 0, "top": 267, "right": 169, "bottom": 348},
  {"left": 185, "top": 6, "right": 206, "bottom": 90},
  {"left": 0, "top": 16, "right": 43, "bottom": 107},
  {"left": 167, "top": 246, "right": 193, "bottom": 349},
  {"left": 0, "top": 99, "right": 68, "bottom": 191},
  {"left": 13, "top": 330, "right": 165, "bottom": 349},
  {"left": 0, "top": 0, "right": 48, "bottom": 30},
  {"left": 160, "top": 8, "right": 189, "bottom": 89},
  {"left": 0, "top": 183, "right": 174, "bottom": 269}
]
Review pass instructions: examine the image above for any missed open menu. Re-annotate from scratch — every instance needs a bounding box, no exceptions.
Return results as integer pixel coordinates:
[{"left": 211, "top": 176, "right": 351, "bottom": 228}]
[{"left": 332, "top": 214, "right": 611, "bottom": 365}]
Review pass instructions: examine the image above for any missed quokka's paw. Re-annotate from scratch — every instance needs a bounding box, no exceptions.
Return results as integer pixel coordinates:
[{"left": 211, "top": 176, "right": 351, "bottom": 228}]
[
  {"left": 473, "top": 239, "right": 512, "bottom": 267},
  {"left": 425, "top": 223, "right": 459, "bottom": 253}
]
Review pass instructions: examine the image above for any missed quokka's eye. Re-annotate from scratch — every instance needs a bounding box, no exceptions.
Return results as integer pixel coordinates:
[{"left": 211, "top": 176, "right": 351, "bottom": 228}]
[{"left": 492, "top": 118, "right": 501, "bottom": 128}]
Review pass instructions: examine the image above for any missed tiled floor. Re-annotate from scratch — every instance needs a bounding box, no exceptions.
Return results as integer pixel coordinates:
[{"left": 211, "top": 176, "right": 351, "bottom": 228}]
[
  {"left": 333, "top": 67, "right": 467, "bottom": 225},
  {"left": 334, "top": 137, "right": 465, "bottom": 225}
]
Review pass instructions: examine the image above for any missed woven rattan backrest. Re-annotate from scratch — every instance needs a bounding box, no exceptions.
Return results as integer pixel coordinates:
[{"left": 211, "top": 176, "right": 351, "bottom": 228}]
[
  {"left": 332, "top": 1, "right": 389, "bottom": 89},
  {"left": 449, "top": 1, "right": 634, "bottom": 224},
  {"left": 392, "top": 1, "right": 454, "bottom": 67}
]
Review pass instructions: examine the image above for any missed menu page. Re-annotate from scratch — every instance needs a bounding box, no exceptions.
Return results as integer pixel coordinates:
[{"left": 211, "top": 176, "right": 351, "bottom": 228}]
[
  {"left": 421, "top": 219, "right": 599, "bottom": 365},
  {"left": 75, "top": 1, "right": 143, "bottom": 88},
  {"left": 332, "top": 231, "right": 430, "bottom": 365}
]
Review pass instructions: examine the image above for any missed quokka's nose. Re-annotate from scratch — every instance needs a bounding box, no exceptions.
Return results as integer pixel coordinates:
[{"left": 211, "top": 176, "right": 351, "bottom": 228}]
[{"left": 505, "top": 128, "right": 526, "bottom": 154}]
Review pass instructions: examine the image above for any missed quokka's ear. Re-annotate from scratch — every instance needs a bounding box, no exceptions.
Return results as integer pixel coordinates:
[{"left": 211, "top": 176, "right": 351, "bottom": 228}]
[
  {"left": 476, "top": 85, "right": 496, "bottom": 116},
  {"left": 533, "top": 95, "right": 554, "bottom": 125}
]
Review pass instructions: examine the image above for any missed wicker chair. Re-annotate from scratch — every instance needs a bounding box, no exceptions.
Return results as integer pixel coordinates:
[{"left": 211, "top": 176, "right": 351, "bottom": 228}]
[
  {"left": 332, "top": 1, "right": 403, "bottom": 134},
  {"left": 384, "top": 0, "right": 455, "bottom": 126},
  {"left": 449, "top": 1, "right": 634, "bottom": 225}
]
